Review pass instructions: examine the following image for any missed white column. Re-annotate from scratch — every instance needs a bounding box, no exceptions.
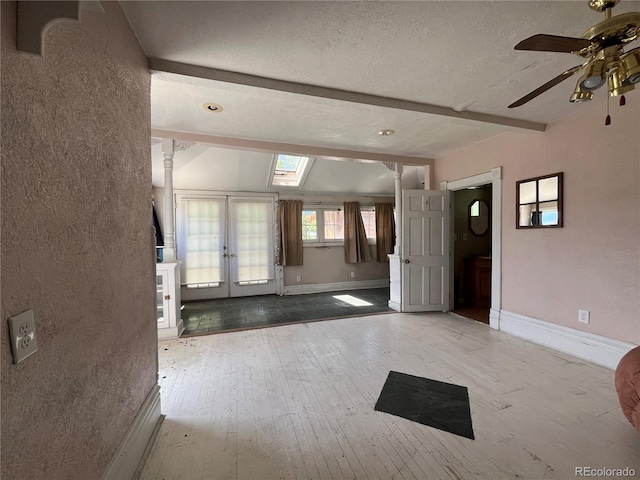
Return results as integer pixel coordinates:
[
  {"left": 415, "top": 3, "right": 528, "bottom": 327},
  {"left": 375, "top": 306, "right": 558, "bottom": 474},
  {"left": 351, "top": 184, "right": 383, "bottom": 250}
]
[{"left": 161, "top": 139, "right": 176, "bottom": 262}]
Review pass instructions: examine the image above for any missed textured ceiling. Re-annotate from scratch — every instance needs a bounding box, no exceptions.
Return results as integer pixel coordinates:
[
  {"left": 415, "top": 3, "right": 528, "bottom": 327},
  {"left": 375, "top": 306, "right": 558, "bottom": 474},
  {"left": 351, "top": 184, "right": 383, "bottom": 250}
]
[{"left": 123, "top": 0, "right": 640, "bottom": 182}]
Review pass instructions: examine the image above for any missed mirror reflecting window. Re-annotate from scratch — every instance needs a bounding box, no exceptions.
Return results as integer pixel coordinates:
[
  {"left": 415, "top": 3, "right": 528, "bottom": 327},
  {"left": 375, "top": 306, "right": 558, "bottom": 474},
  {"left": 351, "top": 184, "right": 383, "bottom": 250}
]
[
  {"left": 469, "top": 199, "right": 489, "bottom": 236},
  {"left": 516, "top": 172, "right": 563, "bottom": 228}
]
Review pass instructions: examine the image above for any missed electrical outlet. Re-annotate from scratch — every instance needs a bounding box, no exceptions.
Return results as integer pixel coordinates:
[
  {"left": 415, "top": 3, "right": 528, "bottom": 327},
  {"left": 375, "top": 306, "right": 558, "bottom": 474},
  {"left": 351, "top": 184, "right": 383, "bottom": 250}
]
[
  {"left": 8, "top": 309, "right": 38, "bottom": 364},
  {"left": 351, "top": 272, "right": 355, "bottom": 278},
  {"left": 578, "top": 309, "right": 590, "bottom": 324},
  {"left": 296, "top": 275, "right": 301, "bottom": 282}
]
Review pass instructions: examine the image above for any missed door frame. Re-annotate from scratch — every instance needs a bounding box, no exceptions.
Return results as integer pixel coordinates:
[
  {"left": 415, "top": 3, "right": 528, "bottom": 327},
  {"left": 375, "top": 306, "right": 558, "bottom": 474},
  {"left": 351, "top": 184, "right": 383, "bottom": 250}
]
[{"left": 440, "top": 167, "right": 502, "bottom": 330}]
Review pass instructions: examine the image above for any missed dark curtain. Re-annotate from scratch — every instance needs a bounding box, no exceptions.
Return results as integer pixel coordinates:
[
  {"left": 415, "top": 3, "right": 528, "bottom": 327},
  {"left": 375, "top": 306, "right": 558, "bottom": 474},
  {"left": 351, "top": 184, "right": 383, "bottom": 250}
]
[
  {"left": 344, "top": 202, "right": 371, "bottom": 263},
  {"left": 277, "top": 200, "right": 303, "bottom": 266},
  {"left": 375, "top": 203, "right": 395, "bottom": 261}
]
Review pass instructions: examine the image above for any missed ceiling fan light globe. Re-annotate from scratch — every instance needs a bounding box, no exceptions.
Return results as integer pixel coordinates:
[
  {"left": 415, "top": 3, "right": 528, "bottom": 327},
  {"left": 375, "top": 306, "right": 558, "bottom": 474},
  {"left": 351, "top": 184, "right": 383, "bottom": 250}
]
[
  {"left": 580, "top": 76, "right": 607, "bottom": 90},
  {"left": 570, "top": 79, "right": 594, "bottom": 103}
]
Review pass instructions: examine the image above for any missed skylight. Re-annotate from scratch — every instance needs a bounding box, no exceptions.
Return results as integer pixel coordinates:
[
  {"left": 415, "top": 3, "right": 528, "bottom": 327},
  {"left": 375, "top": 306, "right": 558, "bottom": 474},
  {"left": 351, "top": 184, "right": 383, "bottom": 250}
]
[{"left": 269, "top": 154, "right": 313, "bottom": 187}]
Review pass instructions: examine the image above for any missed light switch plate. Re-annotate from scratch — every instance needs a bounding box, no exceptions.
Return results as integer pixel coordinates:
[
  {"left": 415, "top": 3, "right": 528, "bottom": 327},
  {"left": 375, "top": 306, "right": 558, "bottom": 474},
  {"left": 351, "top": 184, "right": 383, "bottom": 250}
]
[{"left": 8, "top": 309, "right": 38, "bottom": 364}]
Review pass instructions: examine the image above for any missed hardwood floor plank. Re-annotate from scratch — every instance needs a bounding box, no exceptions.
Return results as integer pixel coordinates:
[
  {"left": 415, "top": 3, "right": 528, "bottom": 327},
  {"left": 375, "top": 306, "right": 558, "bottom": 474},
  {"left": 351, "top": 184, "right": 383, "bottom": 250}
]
[{"left": 140, "top": 313, "right": 640, "bottom": 480}]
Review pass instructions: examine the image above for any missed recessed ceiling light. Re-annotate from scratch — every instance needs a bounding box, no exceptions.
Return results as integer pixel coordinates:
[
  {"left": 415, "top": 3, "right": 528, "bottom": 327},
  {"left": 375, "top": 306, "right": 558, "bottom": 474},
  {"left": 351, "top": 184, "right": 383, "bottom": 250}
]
[
  {"left": 378, "top": 129, "right": 395, "bottom": 136},
  {"left": 202, "top": 103, "right": 223, "bottom": 113}
]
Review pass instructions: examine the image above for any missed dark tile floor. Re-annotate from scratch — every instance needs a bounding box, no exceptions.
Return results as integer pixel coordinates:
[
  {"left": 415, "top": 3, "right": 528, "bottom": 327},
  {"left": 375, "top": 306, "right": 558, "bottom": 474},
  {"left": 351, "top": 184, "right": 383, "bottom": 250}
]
[{"left": 181, "top": 287, "right": 391, "bottom": 336}]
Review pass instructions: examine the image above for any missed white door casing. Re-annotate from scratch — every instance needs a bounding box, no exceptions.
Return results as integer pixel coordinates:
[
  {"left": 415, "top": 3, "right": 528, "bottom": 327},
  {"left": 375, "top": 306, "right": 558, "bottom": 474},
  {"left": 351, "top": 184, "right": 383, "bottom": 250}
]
[
  {"left": 441, "top": 166, "right": 502, "bottom": 330},
  {"left": 401, "top": 189, "right": 451, "bottom": 312}
]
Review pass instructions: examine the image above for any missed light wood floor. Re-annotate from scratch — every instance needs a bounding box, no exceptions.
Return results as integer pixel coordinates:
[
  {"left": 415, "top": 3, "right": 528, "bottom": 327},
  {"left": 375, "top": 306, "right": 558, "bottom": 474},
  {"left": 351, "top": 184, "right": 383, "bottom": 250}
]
[{"left": 141, "top": 313, "right": 640, "bottom": 480}]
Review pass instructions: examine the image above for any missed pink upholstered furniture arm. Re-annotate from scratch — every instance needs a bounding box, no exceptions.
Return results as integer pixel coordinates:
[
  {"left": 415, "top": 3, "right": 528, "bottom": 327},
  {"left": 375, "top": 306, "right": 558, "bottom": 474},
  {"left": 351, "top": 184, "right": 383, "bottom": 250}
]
[{"left": 615, "top": 346, "right": 640, "bottom": 436}]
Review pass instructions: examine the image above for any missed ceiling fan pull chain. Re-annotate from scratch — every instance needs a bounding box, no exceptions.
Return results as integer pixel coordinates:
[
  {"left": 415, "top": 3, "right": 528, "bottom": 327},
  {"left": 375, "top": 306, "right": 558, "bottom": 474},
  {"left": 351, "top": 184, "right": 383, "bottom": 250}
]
[{"left": 605, "top": 71, "right": 611, "bottom": 126}]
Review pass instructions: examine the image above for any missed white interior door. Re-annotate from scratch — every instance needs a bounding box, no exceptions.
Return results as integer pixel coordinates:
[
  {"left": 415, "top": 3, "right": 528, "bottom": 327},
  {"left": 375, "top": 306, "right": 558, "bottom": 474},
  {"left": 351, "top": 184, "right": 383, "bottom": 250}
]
[
  {"left": 228, "top": 197, "right": 276, "bottom": 297},
  {"left": 401, "top": 189, "right": 450, "bottom": 312}
]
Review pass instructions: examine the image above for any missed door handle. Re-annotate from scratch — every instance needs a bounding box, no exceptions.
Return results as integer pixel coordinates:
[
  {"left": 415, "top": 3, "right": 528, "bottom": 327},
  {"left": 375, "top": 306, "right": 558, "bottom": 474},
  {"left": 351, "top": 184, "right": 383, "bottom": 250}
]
[
  {"left": 404, "top": 259, "right": 410, "bottom": 264},
  {"left": 230, "top": 253, "right": 235, "bottom": 257},
  {"left": 223, "top": 253, "right": 228, "bottom": 257}
]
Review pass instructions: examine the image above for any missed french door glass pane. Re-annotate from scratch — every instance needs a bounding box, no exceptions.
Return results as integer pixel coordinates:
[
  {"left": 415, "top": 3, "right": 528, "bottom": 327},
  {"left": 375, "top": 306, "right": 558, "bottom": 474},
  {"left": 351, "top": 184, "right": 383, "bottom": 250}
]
[
  {"left": 184, "top": 199, "right": 224, "bottom": 284},
  {"left": 233, "top": 201, "right": 274, "bottom": 282}
]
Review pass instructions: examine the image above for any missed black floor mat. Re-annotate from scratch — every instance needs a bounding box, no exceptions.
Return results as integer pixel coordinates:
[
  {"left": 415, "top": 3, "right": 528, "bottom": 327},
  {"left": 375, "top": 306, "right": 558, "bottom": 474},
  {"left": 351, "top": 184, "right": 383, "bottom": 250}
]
[{"left": 374, "top": 371, "right": 475, "bottom": 440}]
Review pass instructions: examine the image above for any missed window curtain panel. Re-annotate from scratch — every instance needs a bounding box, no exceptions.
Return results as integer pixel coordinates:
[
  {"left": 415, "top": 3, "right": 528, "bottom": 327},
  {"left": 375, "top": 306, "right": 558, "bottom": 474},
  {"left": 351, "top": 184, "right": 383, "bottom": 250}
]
[
  {"left": 277, "top": 200, "right": 303, "bottom": 266},
  {"left": 344, "top": 202, "right": 371, "bottom": 263},
  {"left": 375, "top": 203, "right": 395, "bottom": 261}
]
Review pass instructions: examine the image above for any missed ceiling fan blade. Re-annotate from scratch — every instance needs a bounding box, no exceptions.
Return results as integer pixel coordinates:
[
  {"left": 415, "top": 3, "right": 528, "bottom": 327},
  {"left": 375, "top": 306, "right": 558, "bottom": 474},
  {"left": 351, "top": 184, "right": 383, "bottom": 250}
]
[
  {"left": 515, "top": 34, "right": 595, "bottom": 53},
  {"left": 508, "top": 64, "right": 584, "bottom": 108}
]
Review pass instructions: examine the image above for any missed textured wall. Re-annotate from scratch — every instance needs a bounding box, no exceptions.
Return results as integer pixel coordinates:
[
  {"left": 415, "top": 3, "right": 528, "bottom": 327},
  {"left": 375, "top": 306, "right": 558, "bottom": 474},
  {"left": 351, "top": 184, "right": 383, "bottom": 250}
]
[
  {"left": 435, "top": 99, "right": 640, "bottom": 345},
  {"left": 1, "top": 2, "right": 156, "bottom": 479}
]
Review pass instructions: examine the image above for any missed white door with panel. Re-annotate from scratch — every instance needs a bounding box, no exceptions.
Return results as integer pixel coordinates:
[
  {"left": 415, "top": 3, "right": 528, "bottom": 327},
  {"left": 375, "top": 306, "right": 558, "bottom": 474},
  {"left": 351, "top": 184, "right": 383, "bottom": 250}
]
[
  {"left": 401, "top": 189, "right": 450, "bottom": 312},
  {"left": 177, "top": 194, "right": 277, "bottom": 300}
]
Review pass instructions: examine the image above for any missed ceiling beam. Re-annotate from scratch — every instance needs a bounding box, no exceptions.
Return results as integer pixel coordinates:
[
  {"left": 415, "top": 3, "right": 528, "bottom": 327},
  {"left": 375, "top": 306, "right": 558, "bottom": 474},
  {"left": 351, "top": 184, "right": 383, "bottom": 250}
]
[
  {"left": 151, "top": 129, "right": 435, "bottom": 166},
  {"left": 150, "top": 58, "right": 546, "bottom": 133}
]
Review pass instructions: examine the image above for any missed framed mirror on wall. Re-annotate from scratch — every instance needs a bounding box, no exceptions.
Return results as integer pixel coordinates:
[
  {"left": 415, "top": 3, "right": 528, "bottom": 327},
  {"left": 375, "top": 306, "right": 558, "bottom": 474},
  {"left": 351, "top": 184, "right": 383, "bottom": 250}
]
[
  {"left": 516, "top": 172, "right": 563, "bottom": 228},
  {"left": 468, "top": 199, "right": 490, "bottom": 236}
]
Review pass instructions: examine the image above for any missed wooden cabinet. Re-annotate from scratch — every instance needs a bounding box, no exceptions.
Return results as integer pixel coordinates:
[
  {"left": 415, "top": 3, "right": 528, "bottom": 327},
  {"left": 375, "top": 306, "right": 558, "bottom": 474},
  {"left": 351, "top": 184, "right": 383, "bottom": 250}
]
[
  {"left": 464, "top": 257, "right": 492, "bottom": 308},
  {"left": 156, "top": 262, "right": 184, "bottom": 339}
]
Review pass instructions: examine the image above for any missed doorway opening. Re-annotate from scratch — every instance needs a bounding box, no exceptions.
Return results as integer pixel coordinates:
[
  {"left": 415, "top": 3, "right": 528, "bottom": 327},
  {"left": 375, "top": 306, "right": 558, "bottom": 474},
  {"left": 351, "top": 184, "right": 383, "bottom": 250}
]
[
  {"left": 452, "top": 185, "right": 492, "bottom": 324},
  {"left": 441, "top": 167, "right": 502, "bottom": 330}
]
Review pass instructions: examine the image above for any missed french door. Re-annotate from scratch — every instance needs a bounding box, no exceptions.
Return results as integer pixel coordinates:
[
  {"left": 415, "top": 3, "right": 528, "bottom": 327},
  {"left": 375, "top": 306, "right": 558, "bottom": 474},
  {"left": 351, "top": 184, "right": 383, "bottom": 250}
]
[{"left": 176, "top": 194, "right": 277, "bottom": 300}]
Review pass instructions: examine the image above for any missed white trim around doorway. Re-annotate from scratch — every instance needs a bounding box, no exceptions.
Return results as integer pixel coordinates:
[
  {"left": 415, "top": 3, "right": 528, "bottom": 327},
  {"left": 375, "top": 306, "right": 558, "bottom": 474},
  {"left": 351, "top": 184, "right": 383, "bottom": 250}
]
[{"left": 440, "top": 167, "right": 502, "bottom": 330}]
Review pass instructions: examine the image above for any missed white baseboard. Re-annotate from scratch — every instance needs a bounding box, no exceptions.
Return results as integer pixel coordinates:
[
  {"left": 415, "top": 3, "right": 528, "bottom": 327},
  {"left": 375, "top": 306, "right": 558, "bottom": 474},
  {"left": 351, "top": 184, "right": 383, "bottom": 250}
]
[
  {"left": 283, "top": 279, "right": 389, "bottom": 296},
  {"left": 489, "top": 308, "right": 501, "bottom": 330},
  {"left": 157, "top": 318, "right": 184, "bottom": 340},
  {"left": 499, "top": 310, "right": 637, "bottom": 370},
  {"left": 103, "top": 384, "right": 163, "bottom": 480}
]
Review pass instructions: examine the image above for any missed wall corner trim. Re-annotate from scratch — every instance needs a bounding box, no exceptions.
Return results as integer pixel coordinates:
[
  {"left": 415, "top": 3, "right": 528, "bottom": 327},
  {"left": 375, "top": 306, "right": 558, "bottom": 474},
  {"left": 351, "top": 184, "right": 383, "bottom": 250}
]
[
  {"left": 102, "top": 384, "right": 163, "bottom": 480},
  {"left": 499, "top": 310, "right": 637, "bottom": 370}
]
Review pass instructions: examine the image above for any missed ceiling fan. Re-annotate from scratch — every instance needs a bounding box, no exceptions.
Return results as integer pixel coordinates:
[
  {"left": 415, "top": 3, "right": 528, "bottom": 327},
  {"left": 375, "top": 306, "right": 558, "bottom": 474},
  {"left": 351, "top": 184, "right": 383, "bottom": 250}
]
[{"left": 509, "top": 0, "right": 640, "bottom": 109}]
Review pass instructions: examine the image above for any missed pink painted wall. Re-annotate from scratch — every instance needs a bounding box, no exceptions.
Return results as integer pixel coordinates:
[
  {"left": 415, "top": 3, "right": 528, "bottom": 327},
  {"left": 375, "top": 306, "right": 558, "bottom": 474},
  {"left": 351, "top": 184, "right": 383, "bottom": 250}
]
[
  {"left": 1, "top": 3, "right": 156, "bottom": 479},
  {"left": 435, "top": 100, "right": 640, "bottom": 344}
]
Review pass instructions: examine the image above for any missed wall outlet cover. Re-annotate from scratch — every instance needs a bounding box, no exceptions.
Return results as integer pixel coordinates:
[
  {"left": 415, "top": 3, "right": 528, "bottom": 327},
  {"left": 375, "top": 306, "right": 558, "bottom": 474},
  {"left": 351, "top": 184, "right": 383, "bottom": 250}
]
[
  {"left": 578, "top": 309, "right": 590, "bottom": 324},
  {"left": 8, "top": 309, "right": 38, "bottom": 364}
]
